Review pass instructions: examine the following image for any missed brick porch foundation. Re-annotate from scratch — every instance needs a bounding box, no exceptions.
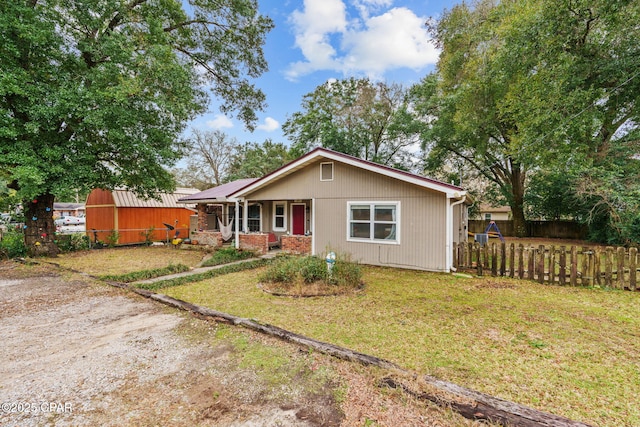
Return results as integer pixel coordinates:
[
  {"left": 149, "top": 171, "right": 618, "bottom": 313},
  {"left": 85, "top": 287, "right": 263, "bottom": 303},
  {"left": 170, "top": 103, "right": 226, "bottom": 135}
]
[{"left": 281, "top": 235, "right": 312, "bottom": 255}]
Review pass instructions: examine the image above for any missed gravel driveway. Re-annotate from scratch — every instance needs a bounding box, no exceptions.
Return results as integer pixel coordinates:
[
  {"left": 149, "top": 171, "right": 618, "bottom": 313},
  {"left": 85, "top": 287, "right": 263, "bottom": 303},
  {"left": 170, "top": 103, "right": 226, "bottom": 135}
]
[{"left": 0, "top": 262, "right": 342, "bottom": 427}]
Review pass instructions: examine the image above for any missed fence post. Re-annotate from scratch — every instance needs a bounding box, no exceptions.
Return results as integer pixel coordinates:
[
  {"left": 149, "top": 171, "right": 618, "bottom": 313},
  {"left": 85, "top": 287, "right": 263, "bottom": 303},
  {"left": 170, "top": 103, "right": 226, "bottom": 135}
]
[
  {"left": 491, "top": 243, "right": 498, "bottom": 277},
  {"left": 605, "top": 247, "right": 614, "bottom": 287},
  {"left": 537, "top": 245, "right": 545, "bottom": 284},
  {"left": 559, "top": 246, "right": 566, "bottom": 286},
  {"left": 453, "top": 243, "right": 458, "bottom": 269},
  {"left": 476, "top": 243, "right": 482, "bottom": 276},
  {"left": 549, "top": 245, "right": 556, "bottom": 285},
  {"left": 518, "top": 244, "right": 525, "bottom": 279},
  {"left": 483, "top": 244, "right": 490, "bottom": 271},
  {"left": 527, "top": 246, "right": 535, "bottom": 281},
  {"left": 467, "top": 242, "right": 473, "bottom": 268},
  {"left": 500, "top": 242, "right": 506, "bottom": 277},
  {"left": 593, "top": 246, "right": 601, "bottom": 286},
  {"left": 630, "top": 247, "right": 637, "bottom": 291},
  {"left": 617, "top": 246, "right": 626, "bottom": 289},
  {"left": 581, "top": 246, "right": 589, "bottom": 287},
  {"left": 509, "top": 243, "right": 515, "bottom": 278},
  {"left": 570, "top": 246, "right": 578, "bottom": 286}
]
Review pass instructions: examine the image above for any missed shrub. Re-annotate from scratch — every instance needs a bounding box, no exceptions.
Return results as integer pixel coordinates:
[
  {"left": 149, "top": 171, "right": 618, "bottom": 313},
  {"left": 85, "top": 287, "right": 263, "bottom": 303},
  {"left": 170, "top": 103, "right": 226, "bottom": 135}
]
[
  {"left": 330, "top": 259, "right": 362, "bottom": 287},
  {"left": 0, "top": 229, "right": 27, "bottom": 259},
  {"left": 101, "top": 263, "right": 190, "bottom": 283},
  {"left": 259, "top": 253, "right": 362, "bottom": 289},
  {"left": 298, "top": 256, "right": 327, "bottom": 283},
  {"left": 201, "top": 247, "right": 256, "bottom": 267},
  {"left": 56, "top": 233, "right": 90, "bottom": 253},
  {"left": 140, "top": 227, "right": 155, "bottom": 246}
]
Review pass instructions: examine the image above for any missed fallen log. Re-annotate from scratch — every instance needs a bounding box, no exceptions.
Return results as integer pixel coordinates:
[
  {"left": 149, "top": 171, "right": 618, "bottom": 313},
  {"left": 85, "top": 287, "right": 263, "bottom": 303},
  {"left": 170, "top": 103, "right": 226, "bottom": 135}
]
[{"left": 380, "top": 376, "right": 593, "bottom": 427}]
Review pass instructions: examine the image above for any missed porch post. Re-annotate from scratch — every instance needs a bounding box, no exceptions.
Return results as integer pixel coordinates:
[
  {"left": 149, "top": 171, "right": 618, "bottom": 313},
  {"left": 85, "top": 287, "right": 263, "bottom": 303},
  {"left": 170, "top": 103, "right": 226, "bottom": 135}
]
[
  {"left": 243, "top": 199, "right": 248, "bottom": 232},
  {"left": 311, "top": 198, "right": 316, "bottom": 255},
  {"left": 234, "top": 199, "right": 240, "bottom": 249}
]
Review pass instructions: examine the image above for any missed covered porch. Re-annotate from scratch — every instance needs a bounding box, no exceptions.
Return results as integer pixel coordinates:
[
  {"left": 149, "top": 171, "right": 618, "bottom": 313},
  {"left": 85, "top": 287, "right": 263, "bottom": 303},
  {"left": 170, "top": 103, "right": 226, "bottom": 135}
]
[{"left": 191, "top": 198, "right": 313, "bottom": 255}]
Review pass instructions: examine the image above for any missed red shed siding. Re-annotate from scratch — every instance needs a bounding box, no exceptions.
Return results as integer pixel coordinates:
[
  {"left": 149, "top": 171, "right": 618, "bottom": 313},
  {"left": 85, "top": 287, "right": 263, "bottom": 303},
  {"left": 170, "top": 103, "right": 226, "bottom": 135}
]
[{"left": 85, "top": 188, "right": 195, "bottom": 245}]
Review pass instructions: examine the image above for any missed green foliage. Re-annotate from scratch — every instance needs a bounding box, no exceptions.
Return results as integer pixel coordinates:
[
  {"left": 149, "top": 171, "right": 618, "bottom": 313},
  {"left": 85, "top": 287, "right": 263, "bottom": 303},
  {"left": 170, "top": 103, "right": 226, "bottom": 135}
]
[
  {"left": 259, "top": 254, "right": 362, "bottom": 288},
  {"left": 226, "top": 139, "right": 292, "bottom": 182},
  {"left": 140, "top": 227, "right": 155, "bottom": 246},
  {"left": 55, "top": 234, "right": 90, "bottom": 253},
  {"left": 0, "top": 0, "right": 273, "bottom": 249},
  {"left": 283, "top": 78, "right": 418, "bottom": 169},
  {"left": 100, "top": 263, "right": 190, "bottom": 283},
  {"left": 106, "top": 231, "right": 119, "bottom": 248},
  {"left": 0, "top": 229, "right": 27, "bottom": 258},
  {"left": 201, "top": 247, "right": 256, "bottom": 267},
  {"left": 413, "top": 0, "right": 640, "bottom": 237},
  {"left": 298, "top": 256, "right": 327, "bottom": 283}
]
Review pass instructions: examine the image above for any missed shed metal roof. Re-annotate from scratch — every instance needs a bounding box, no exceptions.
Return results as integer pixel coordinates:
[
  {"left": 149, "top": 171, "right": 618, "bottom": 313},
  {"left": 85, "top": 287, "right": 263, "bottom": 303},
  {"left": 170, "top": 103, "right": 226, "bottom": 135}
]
[{"left": 111, "top": 188, "right": 199, "bottom": 209}]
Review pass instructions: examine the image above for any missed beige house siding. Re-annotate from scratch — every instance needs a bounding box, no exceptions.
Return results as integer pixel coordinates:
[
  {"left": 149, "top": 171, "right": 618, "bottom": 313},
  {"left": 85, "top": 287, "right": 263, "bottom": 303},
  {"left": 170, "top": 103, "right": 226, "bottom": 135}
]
[{"left": 243, "top": 159, "right": 450, "bottom": 271}]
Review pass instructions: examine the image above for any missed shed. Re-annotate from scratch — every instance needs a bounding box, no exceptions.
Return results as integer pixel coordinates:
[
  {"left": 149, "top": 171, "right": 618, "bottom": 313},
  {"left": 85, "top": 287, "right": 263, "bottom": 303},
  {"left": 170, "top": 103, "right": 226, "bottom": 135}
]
[{"left": 85, "top": 187, "right": 198, "bottom": 245}]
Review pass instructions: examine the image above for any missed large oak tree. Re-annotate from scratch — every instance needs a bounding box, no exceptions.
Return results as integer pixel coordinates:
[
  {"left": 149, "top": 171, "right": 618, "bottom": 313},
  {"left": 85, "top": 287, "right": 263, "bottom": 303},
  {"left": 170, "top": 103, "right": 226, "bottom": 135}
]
[
  {"left": 412, "top": 0, "right": 640, "bottom": 238},
  {"left": 1, "top": 0, "right": 273, "bottom": 255}
]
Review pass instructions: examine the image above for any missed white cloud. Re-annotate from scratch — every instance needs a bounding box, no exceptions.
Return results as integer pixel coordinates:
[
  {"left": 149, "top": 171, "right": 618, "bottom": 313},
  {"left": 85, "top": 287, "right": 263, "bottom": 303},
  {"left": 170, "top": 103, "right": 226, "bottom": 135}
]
[
  {"left": 287, "top": 0, "right": 347, "bottom": 78},
  {"left": 257, "top": 117, "right": 280, "bottom": 132},
  {"left": 285, "top": 1, "right": 439, "bottom": 80},
  {"left": 206, "top": 114, "right": 234, "bottom": 130}
]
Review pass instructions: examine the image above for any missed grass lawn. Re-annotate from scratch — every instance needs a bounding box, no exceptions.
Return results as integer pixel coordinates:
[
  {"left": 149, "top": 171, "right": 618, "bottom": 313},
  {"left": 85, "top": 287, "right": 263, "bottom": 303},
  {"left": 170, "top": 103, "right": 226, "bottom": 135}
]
[
  {"left": 49, "top": 247, "right": 207, "bottom": 276},
  {"left": 160, "top": 265, "right": 640, "bottom": 427}
]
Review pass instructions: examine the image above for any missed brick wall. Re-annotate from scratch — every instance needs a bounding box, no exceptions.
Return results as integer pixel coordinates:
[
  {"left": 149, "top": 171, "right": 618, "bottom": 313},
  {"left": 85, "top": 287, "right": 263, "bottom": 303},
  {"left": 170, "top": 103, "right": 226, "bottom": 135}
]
[
  {"left": 197, "top": 204, "right": 208, "bottom": 231},
  {"left": 282, "top": 235, "right": 312, "bottom": 255},
  {"left": 191, "top": 231, "right": 223, "bottom": 248},
  {"left": 239, "top": 233, "right": 268, "bottom": 255}
]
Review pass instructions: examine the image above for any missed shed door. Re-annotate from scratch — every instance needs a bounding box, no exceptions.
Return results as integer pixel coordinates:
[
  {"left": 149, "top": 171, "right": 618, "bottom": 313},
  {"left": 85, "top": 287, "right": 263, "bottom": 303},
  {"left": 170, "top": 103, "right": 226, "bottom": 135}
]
[{"left": 292, "top": 204, "right": 305, "bottom": 235}]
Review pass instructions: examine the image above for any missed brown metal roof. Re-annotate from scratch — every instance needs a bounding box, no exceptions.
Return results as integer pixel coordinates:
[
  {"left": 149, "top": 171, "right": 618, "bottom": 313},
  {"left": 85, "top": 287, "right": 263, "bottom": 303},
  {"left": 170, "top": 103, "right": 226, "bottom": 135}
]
[
  {"left": 177, "top": 179, "right": 259, "bottom": 203},
  {"left": 111, "top": 188, "right": 199, "bottom": 209}
]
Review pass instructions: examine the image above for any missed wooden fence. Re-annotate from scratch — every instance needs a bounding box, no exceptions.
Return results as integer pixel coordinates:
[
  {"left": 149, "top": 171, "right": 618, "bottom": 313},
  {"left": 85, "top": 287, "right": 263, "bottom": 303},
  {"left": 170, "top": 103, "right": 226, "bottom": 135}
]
[
  {"left": 468, "top": 220, "right": 588, "bottom": 239},
  {"left": 452, "top": 242, "right": 639, "bottom": 291}
]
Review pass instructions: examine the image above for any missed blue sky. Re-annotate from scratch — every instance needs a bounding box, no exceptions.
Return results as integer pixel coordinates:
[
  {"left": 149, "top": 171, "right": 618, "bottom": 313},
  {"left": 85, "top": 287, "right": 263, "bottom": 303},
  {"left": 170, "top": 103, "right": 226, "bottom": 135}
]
[{"left": 187, "top": 0, "right": 460, "bottom": 146}]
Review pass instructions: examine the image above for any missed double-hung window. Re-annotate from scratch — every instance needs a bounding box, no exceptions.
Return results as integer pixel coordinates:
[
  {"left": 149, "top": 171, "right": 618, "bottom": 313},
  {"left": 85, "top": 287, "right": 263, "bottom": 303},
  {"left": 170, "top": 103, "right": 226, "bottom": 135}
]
[
  {"left": 348, "top": 202, "right": 399, "bottom": 243},
  {"left": 273, "top": 201, "right": 287, "bottom": 231}
]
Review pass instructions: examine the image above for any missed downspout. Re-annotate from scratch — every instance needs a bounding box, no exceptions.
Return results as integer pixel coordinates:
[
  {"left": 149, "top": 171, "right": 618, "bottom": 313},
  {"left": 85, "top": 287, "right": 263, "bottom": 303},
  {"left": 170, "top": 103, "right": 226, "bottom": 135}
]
[{"left": 447, "top": 194, "right": 467, "bottom": 272}]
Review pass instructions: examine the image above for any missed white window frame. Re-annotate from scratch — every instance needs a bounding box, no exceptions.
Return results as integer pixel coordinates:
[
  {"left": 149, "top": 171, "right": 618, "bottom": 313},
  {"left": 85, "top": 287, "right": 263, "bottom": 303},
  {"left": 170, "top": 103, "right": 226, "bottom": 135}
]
[
  {"left": 247, "top": 203, "right": 262, "bottom": 232},
  {"left": 320, "top": 162, "right": 334, "bottom": 181},
  {"left": 272, "top": 201, "right": 287, "bottom": 232},
  {"left": 347, "top": 201, "right": 400, "bottom": 245}
]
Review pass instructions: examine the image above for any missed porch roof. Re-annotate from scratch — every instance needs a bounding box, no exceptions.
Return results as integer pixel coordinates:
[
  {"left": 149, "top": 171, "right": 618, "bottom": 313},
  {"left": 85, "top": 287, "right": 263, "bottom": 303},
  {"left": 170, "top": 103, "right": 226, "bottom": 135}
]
[{"left": 177, "top": 178, "right": 259, "bottom": 204}]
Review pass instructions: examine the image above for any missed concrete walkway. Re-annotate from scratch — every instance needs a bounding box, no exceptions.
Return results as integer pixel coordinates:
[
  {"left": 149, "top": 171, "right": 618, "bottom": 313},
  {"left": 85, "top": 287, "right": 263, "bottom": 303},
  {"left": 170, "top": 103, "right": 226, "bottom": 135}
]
[{"left": 131, "top": 252, "right": 279, "bottom": 286}]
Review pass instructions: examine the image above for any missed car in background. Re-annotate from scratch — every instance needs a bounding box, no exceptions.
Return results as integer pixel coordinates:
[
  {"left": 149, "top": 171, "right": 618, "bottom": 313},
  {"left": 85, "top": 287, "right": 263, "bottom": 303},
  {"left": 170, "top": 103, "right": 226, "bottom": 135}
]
[
  {"left": 55, "top": 216, "right": 86, "bottom": 226},
  {"left": 1, "top": 214, "right": 24, "bottom": 232}
]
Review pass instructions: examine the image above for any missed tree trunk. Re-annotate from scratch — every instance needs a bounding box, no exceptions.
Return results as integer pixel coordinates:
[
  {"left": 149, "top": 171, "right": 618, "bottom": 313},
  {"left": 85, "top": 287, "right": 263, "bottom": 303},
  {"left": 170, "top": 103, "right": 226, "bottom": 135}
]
[
  {"left": 24, "top": 194, "right": 59, "bottom": 257},
  {"left": 510, "top": 166, "right": 528, "bottom": 237}
]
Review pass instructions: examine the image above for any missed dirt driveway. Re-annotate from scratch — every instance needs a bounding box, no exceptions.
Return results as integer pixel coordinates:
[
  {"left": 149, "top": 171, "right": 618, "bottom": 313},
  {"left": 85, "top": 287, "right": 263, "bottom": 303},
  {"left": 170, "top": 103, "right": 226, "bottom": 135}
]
[{"left": 0, "top": 261, "right": 468, "bottom": 427}]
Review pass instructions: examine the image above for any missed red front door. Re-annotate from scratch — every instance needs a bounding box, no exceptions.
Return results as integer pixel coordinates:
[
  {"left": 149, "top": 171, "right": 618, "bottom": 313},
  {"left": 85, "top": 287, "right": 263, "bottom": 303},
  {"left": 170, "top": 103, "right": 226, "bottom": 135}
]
[{"left": 292, "top": 204, "right": 305, "bottom": 235}]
